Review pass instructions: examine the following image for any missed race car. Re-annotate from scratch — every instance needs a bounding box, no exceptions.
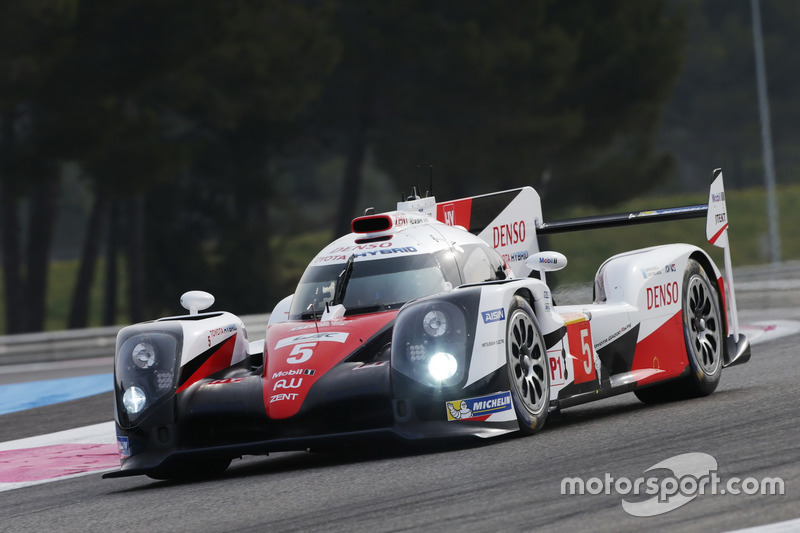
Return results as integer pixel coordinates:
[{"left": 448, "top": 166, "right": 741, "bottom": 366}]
[{"left": 105, "top": 169, "right": 750, "bottom": 480}]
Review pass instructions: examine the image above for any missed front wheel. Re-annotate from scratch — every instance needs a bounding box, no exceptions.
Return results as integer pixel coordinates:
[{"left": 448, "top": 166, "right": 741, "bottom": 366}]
[{"left": 506, "top": 296, "right": 549, "bottom": 435}]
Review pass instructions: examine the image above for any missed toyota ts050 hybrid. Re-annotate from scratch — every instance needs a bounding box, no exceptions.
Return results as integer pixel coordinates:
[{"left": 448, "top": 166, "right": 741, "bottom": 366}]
[{"left": 105, "top": 169, "right": 750, "bottom": 480}]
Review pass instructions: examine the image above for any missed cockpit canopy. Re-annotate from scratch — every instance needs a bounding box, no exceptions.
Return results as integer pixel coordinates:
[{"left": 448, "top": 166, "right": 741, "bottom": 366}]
[
  {"left": 289, "top": 240, "right": 508, "bottom": 320},
  {"left": 289, "top": 253, "right": 456, "bottom": 319}
]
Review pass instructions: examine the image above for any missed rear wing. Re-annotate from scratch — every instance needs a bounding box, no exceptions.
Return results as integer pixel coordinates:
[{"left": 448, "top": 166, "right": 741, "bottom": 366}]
[
  {"left": 536, "top": 170, "right": 727, "bottom": 235},
  {"left": 431, "top": 169, "right": 747, "bottom": 367},
  {"left": 430, "top": 170, "right": 722, "bottom": 275},
  {"left": 536, "top": 168, "right": 747, "bottom": 367},
  {"left": 535, "top": 171, "right": 735, "bottom": 317},
  {"left": 536, "top": 204, "right": 708, "bottom": 234}
]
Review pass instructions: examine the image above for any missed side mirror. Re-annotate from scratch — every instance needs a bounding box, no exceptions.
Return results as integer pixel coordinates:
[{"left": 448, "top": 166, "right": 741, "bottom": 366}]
[
  {"left": 525, "top": 252, "right": 567, "bottom": 285},
  {"left": 525, "top": 251, "right": 567, "bottom": 273},
  {"left": 268, "top": 294, "right": 294, "bottom": 325},
  {"left": 180, "top": 290, "right": 215, "bottom": 315}
]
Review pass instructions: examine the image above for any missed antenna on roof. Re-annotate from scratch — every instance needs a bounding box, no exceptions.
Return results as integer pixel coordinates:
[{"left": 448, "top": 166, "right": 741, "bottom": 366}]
[{"left": 416, "top": 165, "right": 421, "bottom": 201}]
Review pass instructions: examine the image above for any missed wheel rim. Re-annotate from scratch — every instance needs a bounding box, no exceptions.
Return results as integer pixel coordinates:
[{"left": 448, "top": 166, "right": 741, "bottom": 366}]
[
  {"left": 507, "top": 309, "right": 547, "bottom": 415},
  {"left": 685, "top": 274, "right": 722, "bottom": 375}
]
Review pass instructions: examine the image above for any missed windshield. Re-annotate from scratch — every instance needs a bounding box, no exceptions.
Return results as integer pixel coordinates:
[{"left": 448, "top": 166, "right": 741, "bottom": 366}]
[{"left": 289, "top": 253, "right": 453, "bottom": 319}]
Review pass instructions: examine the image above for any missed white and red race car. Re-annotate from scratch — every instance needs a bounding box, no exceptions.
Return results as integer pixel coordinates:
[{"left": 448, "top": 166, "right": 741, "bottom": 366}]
[{"left": 105, "top": 169, "right": 750, "bottom": 480}]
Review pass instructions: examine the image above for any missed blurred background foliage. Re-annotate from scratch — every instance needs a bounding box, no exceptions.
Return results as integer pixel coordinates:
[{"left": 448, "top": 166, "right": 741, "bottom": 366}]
[{"left": 0, "top": 0, "right": 797, "bottom": 333}]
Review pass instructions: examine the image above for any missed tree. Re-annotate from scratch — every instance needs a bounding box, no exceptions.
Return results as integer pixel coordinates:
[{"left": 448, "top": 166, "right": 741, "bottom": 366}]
[
  {"left": 0, "top": 1, "right": 78, "bottom": 333},
  {"left": 373, "top": 1, "right": 686, "bottom": 212},
  {"left": 62, "top": 0, "right": 339, "bottom": 324},
  {"left": 304, "top": 0, "right": 685, "bottom": 237},
  {"left": 137, "top": 0, "right": 340, "bottom": 316},
  {"left": 1, "top": 0, "right": 339, "bottom": 331}
]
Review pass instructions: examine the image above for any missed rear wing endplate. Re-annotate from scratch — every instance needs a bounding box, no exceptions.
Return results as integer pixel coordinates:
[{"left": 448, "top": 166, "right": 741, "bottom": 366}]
[{"left": 537, "top": 168, "right": 748, "bottom": 367}]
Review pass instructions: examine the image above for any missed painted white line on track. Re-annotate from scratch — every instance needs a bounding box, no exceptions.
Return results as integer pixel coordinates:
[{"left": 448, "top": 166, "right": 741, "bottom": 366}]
[
  {"left": 741, "top": 320, "right": 800, "bottom": 346},
  {"left": 0, "top": 356, "right": 114, "bottom": 376},
  {"left": 0, "top": 421, "right": 116, "bottom": 452},
  {"left": 737, "top": 279, "right": 800, "bottom": 291}
]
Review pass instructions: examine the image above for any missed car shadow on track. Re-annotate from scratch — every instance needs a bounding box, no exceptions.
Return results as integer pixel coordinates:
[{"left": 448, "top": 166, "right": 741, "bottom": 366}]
[
  {"left": 545, "top": 386, "right": 749, "bottom": 434},
  {"left": 108, "top": 437, "right": 501, "bottom": 492}
]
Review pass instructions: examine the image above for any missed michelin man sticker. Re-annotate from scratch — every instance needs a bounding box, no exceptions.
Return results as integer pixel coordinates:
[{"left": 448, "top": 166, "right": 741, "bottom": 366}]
[
  {"left": 446, "top": 391, "right": 512, "bottom": 422},
  {"left": 447, "top": 401, "right": 473, "bottom": 420}
]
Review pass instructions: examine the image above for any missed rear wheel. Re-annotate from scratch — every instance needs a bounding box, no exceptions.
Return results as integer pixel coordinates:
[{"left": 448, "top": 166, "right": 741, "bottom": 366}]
[
  {"left": 635, "top": 259, "right": 723, "bottom": 403},
  {"left": 506, "top": 296, "right": 549, "bottom": 434},
  {"left": 681, "top": 259, "right": 723, "bottom": 394}
]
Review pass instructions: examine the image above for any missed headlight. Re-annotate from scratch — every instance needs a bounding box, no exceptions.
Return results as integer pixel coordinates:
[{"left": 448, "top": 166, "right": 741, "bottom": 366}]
[
  {"left": 132, "top": 342, "right": 156, "bottom": 369},
  {"left": 423, "top": 310, "right": 448, "bottom": 337},
  {"left": 393, "top": 300, "right": 468, "bottom": 388},
  {"left": 428, "top": 352, "right": 458, "bottom": 381},
  {"left": 114, "top": 327, "right": 182, "bottom": 427},
  {"left": 122, "top": 386, "right": 147, "bottom": 413}
]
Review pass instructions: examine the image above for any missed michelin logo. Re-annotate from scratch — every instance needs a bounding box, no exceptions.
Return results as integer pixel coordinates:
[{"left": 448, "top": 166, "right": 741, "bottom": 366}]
[{"left": 446, "top": 391, "right": 512, "bottom": 421}]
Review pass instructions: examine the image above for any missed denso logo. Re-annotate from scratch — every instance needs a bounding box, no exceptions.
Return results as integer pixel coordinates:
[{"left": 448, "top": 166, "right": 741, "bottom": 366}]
[
  {"left": 331, "top": 243, "right": 392, "bottom": 252},
  {"left": 647, "top": 281, "right": 679, "bottom": 310},
  {"left": 493, "top": 221, "right": 526, "bottom": 248}
]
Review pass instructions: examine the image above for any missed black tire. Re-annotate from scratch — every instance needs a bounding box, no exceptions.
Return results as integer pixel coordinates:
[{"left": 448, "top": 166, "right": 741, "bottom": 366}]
[
  {"left": 146, "top": 456, "right": 231, "bottom": 481},
  {"left": 635, "top": 259, "right": 723, "bottom": 403},
  {"left": 506, "top": 296, "right": 549, "bottom": 434}
]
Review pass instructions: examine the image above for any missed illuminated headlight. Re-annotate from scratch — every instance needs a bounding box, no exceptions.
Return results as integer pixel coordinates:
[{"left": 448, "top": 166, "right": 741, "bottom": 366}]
[
  {"left": 428, "top": 352, "right": 457, "bottom": 381},
  {"left": 132, "top": 341, "right": 156, "bottom": 369},
  {"left": 392, "top": 300, "right": 467, "bottom": 388},
  {"left": 423, "top": 310, "right": 448, "bottom": 337},
  {"left": 122, "top": 386, "right": 147, "bottom": 414}
]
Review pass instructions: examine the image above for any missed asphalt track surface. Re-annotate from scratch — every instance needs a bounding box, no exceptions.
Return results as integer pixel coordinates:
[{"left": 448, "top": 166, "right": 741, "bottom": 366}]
[{"left": 1, "top": 289, "right": 799, "bottom": 532}]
